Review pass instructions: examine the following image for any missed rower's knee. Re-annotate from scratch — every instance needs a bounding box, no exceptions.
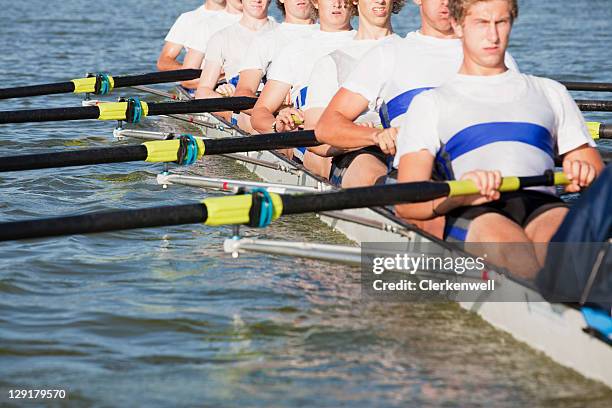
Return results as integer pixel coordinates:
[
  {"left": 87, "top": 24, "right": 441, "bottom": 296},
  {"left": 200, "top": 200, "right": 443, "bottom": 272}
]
[
  {"left": 525, "top": 207, "right": 569, "bottom": 243},
  {"left": 466, "top": 213, "right": 530, "bottom": 243},
  {"left": 303, "top": 152, "right": 331, "bottom": 179},
  {"left": 341, "top": 154, "right": 387, "bottom": 188}
]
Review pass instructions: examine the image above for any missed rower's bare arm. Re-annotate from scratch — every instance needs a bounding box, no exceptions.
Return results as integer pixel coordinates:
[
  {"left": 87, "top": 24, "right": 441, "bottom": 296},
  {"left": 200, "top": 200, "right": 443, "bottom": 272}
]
[
  {"left": 234, "top": 69, "right": 264, "bottom": 115},
  {"left": 395, "top": 151, "right": 438, "bottom": 220},
  {"left": 305, "top": 107, "right": 344, "bottom": 156},
  {"left": 316, "top": 88, "right": 379, "bottom": 148},
  {"left": 180, "top": 48, "right": 206, "bottom": 89},
  {"left": 194, "top": 61, "right": 223, "bottom": 99},
  {"left": 251, "top": 80, "right": 290, "bottom": 134},
  {"left": 562, "top": 144, "right": 604, "bottom": 193},
  {"left": 157, "top": 42, "right": 184, "bottom": 72}
]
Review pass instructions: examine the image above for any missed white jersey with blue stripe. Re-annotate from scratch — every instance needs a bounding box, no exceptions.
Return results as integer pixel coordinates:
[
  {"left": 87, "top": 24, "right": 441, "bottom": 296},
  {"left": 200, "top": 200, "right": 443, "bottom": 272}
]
[
  {"left": 342, "top": 31, "right": 519, "bottom": 128},
  {"left": 266, "top": 30, "right": 356, "bottom": 110},
  {"left": 394, "top": 70, "right": 596, "bottom": 194}
]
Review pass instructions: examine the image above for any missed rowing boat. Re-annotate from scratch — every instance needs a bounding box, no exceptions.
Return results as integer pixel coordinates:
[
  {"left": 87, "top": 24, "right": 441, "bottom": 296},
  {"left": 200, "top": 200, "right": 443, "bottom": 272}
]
[{"left": 113, "top": 85, "right": 612, "bottom": 388}]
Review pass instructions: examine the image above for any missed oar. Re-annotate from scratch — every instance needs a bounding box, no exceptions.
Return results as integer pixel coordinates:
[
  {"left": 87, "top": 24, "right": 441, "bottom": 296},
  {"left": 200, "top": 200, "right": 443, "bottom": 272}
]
[
  {"left": 0, "top": 172, "right": 569, "bottom": 242},
  {"left": 0, "top": 130, "right": 319, "bottom": 172},
  {"left": 561, "top": 81, "right": 612, "bottom": 93},
  {"left": 0, "top": 69, "right": 202, "bottom": 100},
  {"left": 0, "top": 96, "right": 256, "bottom": 124},
  {"left": 575, "top": 100, "right": 612, "bottom": 112}
]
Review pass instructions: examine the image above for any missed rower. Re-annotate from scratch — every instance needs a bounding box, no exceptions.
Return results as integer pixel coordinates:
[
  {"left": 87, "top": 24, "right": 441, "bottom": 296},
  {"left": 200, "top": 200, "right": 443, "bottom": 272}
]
[
  {"left": 393, "top": 0, "right": 604, "bottom": 278},
  {"left": 250, "top": 0, "right": 356, "bottom": 162},
  {"left": 315, "top": 0, "right": 518, "bottom": 188},
  {"left": 180, "top": 0, "right": 244, "bottom": 92},
  {"left": 233, "top": 0, "right": 318, "bottom": 132},
  {"left": 157, "top": 0, "right": 233, "bottom": 72},
  {"left": 301, "top": 0, "right": 402, "bottom": 178},
  {"left": 194, "top": 0, "right": 278, "bottom": 123}
]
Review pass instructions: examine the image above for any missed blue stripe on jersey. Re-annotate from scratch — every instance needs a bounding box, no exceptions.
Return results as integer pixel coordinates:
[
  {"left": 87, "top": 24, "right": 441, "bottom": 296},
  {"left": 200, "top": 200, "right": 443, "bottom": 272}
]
[
  {"left": 228, "top": 75, "right": 240, "bottom": 87},
  {"left": 443, "top": 122, "right": 555, "bottom": 161},
  {"left": 444, "top": 225, "right": 467, "bottom": 242},
  {"left": 295, "top": 86, "right": 308, "bottom": 109},
  {"left": 379, "top": 87, "right": 433, "bottom": 128}
]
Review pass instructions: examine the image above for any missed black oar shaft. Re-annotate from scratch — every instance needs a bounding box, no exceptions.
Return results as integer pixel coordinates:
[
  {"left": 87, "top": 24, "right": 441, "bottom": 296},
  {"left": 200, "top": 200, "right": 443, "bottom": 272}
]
[
  {"left": 282, "top": 182, "right": 451, "bottom": 215},
  {"left": 113, "top": 69, "right": 202, "bottom": 88},
  {"left": 146, "top": 97, "right": 256, "bottom": 116},
  {"left": 0, "top": 82, "right": 75, "bottom": 99},
  {"left": 203, "top": 130, "right": 318, "bottom": 155},
  {"left": 0, "top": 69, "right": 203, "bottom": 100},
  {"left": 562, "top": 82, "right": 612, "bottom": 92},
  {"left": 0, "top": 145, "right": 147, "bottom": 172},
  {"left": 600, "top": 123, "right": 611, "bottom": 139},
  {"left": 576, "top": 100, "right": 612, "bottom": 112},
  {"left": 0, "top": 106, "right": 100, "bottom": 124},
  {"left": 0, "top": 204, "right": 207, "bottom": 242},
  {"left": 0, "top": 97, "right": 257, "bottom": 124}
]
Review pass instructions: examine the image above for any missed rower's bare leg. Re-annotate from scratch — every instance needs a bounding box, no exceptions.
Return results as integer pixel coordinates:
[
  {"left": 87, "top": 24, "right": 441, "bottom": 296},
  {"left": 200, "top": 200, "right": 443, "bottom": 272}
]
[
  {"left": 410, "top": 217, "right": 445, "bottom": 240},
  {"left": 303, "top": 151, "right": 332, "bottom": 179},
  {"left": 341, "top": 154, "right": 387, "bottom": 188},
  {"left": 465, "top": 213, "right": 541, "bottom": 279},
  {"left": 237, "top": 113, "right": 255, "bottom": 134},
  {"left": 524, "top": 207, "right": 569, "bottom": 265}
]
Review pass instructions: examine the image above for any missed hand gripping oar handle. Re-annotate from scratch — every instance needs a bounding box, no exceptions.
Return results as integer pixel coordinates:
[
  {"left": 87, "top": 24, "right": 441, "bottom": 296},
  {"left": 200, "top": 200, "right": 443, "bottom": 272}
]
[
  {"left": 0, "top": 172, "right": 568, "bottom": 242},
  {"left": 0, "top": 130, "right": 319, "bottom": 172},
  {"left": 0, "top": 69, "right": 202, "bottom": 100},
  {"left": 0, "top": 97, "right": 257, "bottom": 124}
]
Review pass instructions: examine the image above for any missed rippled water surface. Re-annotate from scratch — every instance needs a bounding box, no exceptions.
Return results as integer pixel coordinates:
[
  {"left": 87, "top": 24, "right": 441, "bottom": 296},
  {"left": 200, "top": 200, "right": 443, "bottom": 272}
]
[{"left": 0, "top": 0, "right": 611, "bottom": 406}]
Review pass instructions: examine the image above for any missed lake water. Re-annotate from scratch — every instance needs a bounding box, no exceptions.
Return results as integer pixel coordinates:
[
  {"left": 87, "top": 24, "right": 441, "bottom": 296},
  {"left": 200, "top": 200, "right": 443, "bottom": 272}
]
[{"left": 0, "top": 0, "right": 611, "bottom": 406}]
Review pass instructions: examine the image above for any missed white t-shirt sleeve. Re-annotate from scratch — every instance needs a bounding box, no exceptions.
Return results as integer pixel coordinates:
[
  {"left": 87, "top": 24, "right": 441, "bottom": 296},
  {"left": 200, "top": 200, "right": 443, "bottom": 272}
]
[
  {"left": 237, "top": 35, "right": 267, "bottom": 73},
  {"left": 303, "top": 55, "right": 340, "bottom": 110},
  {"left": 542, "top": 79, "right": 596, "bottom": 155},
  {"left": 164, "top": 13, "right": 190, "bottom": 45},
  {"left": 266, "top": 46, "right": 295, "bottom": 85},
  {"left": 393, "top": 92, "right": 441, "bottom": 168},
  {"left": 204, "top": 31, "right": 225, "bottom": 66},
  {"left": 184, "top": 23, "right": 211, "bottom": 53},
  {"left": 504, "top": 51, "right": 520, "bottom": 72},
  {"left": 342, "top": 44, "right": 391, "bottom": 103}
]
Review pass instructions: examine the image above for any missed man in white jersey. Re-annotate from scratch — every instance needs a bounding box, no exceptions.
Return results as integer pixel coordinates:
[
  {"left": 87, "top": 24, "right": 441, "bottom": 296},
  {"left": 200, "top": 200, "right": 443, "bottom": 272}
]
[
  {"left": 315, "top": 0, "right": 517, "bottom": 188},
  {"left": 301, "top": 0, "right": 403, "bottom": 179},
  {"left": 233, "top": 0, "right": 317, "bottom": 132},
  {"left": 194, "top": 0, "right": 278, "bottom": 122},
  {"left": 250, "top": 0, "right": 356, "bottom": 161},
  {"left": 234, "top": 0, "right": 317, "bottom": 100},
  {"left": 394, "top": 0, "right": 604, "bottom": 277},
  {"left": 157, "top": 0, "right": 230, "bottom": 72},
  {"left": 180, "top": 0, "right": 243, "bottom": 91}
]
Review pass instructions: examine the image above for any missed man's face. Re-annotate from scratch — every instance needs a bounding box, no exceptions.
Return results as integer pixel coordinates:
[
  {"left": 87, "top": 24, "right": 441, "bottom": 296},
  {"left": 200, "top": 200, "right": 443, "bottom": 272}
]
[
  {"left": 455, "top": 0, "right": 512, "bottom": 69},
  {"left": 415, "top": 0, "right": 452, "bottom": 33},
  {"left": 315, "top": 0, "right": 352, "bottom": 28},
  {"left": 243, "top": 0, "right": 270, "bottom": 18},
  {"left": 282, "top": 0, "right": 314, "bottom": 20},
  {"left": 357, "top": 0, "right": 392, "bottom": 27}
]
